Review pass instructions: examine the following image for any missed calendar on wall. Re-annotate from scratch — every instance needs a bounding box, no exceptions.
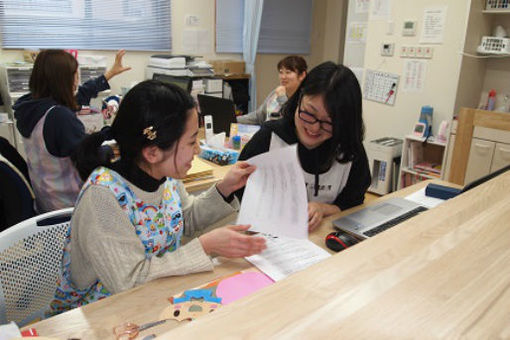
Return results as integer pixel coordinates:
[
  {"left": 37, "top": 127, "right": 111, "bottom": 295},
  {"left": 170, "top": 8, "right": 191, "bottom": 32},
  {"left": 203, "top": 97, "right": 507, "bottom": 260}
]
[{"left": 363, "top": 70, "right": 400, "bottom": 106}]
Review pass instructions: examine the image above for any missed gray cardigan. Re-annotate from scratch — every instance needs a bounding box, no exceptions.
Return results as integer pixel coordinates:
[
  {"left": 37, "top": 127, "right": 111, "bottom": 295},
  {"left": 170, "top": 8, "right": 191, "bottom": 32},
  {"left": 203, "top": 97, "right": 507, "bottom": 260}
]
[
  {"left": 236, "top": 89, "right": 287, "bottom": 126},
  {"left": 69, "top": 179, "right": 239, "bottom": 294}
]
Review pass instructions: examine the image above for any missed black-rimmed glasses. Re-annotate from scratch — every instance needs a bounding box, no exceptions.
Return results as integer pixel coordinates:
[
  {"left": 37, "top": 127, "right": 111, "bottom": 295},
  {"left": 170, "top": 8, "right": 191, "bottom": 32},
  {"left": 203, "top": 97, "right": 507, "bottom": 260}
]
[{"left": 298, "top": 98, "right": 333, "bottom": 134}]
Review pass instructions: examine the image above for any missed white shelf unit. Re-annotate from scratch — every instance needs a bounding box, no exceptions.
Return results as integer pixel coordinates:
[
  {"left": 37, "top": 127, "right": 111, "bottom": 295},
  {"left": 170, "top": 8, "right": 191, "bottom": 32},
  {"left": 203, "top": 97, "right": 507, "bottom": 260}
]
[
  {"left": 398, "top": 135, "right": 446, "bottom": 189},
  {"left": 455, "top": 0, "right": 510, "bottom": 114}
]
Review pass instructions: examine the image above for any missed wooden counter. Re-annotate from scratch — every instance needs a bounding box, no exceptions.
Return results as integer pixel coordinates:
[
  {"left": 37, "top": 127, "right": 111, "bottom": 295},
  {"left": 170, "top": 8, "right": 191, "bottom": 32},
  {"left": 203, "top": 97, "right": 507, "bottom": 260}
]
[{"left": 23, "top": 174, "right": 510, "bottom": 338}]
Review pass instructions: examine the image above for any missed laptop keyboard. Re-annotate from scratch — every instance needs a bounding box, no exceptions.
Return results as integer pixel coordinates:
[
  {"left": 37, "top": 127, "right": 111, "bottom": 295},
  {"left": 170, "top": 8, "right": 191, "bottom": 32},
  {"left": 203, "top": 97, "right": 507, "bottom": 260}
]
[{"left": 363, "top": 206, "right": 428, "bottom": 237}]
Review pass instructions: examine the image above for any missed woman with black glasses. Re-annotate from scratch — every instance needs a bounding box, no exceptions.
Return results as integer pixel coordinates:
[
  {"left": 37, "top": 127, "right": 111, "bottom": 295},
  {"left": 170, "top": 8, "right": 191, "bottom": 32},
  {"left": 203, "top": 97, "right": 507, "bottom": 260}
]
[{"left": 236, "top": 62, "right": 370, "bottom": 230}]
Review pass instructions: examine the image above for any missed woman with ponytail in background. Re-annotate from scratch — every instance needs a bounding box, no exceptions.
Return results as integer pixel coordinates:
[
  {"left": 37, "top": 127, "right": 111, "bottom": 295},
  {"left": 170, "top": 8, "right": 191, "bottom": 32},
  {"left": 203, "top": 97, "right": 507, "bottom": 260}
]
[
  {"left": 13, "top": 49, "right": 130, "bottom": 213},
  {"left": 49, "top": 80, "right": 266, "bottom": 315}
]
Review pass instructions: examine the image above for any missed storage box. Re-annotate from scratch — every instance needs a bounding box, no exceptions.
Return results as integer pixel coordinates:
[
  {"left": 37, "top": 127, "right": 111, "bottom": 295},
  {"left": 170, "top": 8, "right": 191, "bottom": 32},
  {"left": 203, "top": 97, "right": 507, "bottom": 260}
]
[{"left": 208, "top": 60, "right": 245, "bottom": 75}]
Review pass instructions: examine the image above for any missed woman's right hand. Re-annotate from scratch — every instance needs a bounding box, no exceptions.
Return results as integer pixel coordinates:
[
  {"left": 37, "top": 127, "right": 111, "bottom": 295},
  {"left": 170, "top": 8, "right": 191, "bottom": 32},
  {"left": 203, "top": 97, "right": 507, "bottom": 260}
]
[
  {"left": 199, "top": 225, "right": 266, "bottom": 258},
  {"left": 275, "top": 85, "right": 286, "bottom": 97}
]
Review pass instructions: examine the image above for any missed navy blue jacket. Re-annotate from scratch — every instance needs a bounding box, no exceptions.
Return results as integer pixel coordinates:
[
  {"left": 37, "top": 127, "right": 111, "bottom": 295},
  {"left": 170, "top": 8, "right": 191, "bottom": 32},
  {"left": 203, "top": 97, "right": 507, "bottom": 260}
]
[{"left": 13, "top": 75, "right": 110, "bottom": 157}]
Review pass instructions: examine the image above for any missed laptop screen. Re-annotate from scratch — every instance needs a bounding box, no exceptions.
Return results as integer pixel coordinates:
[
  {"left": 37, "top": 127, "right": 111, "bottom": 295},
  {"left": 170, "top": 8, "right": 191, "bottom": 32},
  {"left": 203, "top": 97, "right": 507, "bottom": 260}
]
[{"left": 153, "top": 74, "right": 192, "bottom": 93}]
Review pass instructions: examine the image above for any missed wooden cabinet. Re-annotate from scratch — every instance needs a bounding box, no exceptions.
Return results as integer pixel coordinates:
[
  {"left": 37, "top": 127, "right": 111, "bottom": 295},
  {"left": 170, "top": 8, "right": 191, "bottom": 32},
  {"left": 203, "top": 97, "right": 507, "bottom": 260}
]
[
  {"left": 446, "top": 108, "right": 510, "bottom": 185},
  {"left": 464, "top": 138, "right": 495, "bottom": 184},
  {"left": 491, "top": 142, "right": 510, "bottom": 172}
]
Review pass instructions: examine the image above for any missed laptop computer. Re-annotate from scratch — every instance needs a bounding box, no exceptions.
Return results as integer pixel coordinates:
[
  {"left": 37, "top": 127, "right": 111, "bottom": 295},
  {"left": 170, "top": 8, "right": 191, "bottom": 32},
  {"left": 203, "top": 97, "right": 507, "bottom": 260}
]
[
  {"left": 197, "top": 94, "right": 237, "bottom": 137},
  {"left": 333, "top": 198, "right": 428, "bottom": 240},
  {"left": 334, "top": 163, "right": 510, "bottom": 240}
]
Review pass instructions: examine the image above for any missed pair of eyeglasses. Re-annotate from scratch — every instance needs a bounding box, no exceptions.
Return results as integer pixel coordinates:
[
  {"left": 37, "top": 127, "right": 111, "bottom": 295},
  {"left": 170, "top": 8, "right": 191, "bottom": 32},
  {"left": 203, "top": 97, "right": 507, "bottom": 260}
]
[{"left": 297, "top": 97, "right": 333, "bottom": 133}]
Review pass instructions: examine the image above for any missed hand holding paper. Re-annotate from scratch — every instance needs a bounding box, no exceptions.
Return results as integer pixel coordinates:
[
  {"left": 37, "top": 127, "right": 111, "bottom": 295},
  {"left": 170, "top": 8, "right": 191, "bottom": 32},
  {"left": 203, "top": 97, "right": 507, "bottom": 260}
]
[{"left": 237, "top": 145, "right": 308, "bottom": 239}]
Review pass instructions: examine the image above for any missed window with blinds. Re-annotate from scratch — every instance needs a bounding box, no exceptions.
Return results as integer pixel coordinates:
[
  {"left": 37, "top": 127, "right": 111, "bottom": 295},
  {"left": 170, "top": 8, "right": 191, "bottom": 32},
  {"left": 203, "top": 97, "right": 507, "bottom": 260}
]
[
  {"left": 0, "top": 0, "right": 172, "bottom": 51},
  {"left": 215, "top": 0, "right": 312, "bottom": 54}
]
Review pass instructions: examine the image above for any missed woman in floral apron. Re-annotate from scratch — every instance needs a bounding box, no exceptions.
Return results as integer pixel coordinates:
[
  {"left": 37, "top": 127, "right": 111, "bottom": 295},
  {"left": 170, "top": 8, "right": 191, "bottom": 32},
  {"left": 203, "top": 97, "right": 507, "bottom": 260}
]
[{"left": 49, "top": 80, "right": 266, "bottom": 315}]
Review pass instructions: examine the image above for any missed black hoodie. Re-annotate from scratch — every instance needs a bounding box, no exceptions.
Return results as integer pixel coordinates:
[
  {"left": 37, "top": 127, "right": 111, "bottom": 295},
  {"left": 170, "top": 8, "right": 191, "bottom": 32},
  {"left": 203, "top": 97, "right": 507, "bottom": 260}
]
[
  {"left": 13, "top": 75, "right": 110, "bottom": 157},
  {"left": 236, "top": 119, "right": 371, "bottom": 211}
]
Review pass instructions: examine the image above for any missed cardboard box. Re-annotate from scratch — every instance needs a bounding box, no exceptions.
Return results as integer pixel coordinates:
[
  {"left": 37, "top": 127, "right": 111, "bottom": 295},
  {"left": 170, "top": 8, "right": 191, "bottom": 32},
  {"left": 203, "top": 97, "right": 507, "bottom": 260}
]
[{"left": 208, "top": 60, "right": 245, "bottom": 75}]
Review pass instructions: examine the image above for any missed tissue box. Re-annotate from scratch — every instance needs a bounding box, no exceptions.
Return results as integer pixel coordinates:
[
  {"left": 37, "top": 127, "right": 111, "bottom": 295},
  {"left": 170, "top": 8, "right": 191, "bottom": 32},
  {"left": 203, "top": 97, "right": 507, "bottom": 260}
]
[{"left": 199, "top": 145, "right": 239, "bottom": 166}]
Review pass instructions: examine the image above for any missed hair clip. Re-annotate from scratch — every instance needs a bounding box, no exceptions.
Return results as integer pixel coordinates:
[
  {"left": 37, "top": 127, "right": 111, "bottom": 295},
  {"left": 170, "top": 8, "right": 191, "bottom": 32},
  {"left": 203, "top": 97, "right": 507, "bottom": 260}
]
[{"left": 143, "top": 126, "right": 157, "bottom": 140}]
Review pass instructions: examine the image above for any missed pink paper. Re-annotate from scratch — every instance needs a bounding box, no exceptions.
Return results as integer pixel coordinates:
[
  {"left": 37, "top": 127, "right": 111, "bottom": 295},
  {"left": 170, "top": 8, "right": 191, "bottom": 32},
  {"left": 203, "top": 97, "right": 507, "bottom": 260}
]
[{"left": 216, "top": 272, "right": 274, "bottom": 305}]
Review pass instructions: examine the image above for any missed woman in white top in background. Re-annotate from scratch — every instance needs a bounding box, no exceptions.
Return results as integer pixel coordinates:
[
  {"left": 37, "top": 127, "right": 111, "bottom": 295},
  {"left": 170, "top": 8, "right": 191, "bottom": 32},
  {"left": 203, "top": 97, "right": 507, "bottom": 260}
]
[{"left": 237, "top": 56, "right": 307, "bottom": 125}]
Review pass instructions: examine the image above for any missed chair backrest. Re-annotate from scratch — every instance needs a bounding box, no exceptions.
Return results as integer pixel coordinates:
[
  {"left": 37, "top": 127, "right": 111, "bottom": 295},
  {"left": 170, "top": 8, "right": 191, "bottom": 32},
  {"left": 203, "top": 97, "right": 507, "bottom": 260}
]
[
  {"left": 0, "top": 155, "right": 36, "bottom": 232},
  {"left": 0, "top": 207, "right": 73, "bottom": 326}
]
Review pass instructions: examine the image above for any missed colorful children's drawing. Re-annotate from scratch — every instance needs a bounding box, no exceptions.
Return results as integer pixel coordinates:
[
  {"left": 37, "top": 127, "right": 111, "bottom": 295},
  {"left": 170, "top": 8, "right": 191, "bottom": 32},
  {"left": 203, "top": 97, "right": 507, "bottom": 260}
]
[{"left": 161, "top": 268, "right": 274, "bottom": 322}]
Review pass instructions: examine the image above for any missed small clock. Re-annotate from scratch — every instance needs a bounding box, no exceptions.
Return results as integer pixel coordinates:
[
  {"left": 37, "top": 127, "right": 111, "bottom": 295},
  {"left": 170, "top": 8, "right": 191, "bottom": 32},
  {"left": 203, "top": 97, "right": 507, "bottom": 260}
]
[{"left": 413, "top": 122, "right": 426, "bottom": 137}]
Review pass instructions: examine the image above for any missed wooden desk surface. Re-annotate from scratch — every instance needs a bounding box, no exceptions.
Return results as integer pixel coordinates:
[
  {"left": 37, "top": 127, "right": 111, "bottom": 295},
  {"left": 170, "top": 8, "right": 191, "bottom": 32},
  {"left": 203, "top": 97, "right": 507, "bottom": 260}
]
[
  {"left": 24, "top": 176, "right": 510, "bottom": 339},
  {"left": 161, "top": 174, "right": 510, "bottom": 338},
  {"left": 183, "top": 158, "right": 231, "bottom": 193}
]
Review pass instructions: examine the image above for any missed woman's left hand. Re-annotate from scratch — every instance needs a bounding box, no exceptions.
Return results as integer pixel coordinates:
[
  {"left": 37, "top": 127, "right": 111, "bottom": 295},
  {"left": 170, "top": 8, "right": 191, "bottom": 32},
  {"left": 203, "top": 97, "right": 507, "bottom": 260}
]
[
  {"left": 216, "top": 161, "right": 256, "bottom": 197},
  {"left": 105, "top": 50, "right": 132, "bottom": 80},
  {"left": 308, "top": 202, "right": 324, "bottom": 232}
]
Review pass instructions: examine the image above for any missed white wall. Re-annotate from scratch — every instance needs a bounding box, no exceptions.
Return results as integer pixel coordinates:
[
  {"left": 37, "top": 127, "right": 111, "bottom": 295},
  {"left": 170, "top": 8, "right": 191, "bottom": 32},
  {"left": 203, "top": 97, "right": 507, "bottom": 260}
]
[{"left": 362, "top": 0, "right": 470, "bottom": 142}]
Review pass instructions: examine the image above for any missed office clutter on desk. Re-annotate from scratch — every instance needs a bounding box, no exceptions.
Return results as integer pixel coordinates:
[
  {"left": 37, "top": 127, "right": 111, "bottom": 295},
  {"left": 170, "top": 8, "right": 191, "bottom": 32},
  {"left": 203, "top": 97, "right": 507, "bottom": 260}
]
[
  {"left": 208, "top": 59, "right": 245, "bottom": 75},
  {"left": 182, "top": 157, "right": 214, "bottom": 183},
  {"left": 199, "top": 144, "right": 239, "bottom": 166},
  {"left": 145, "top": 54, "right": 215, "bottom": 79},
  {"left": 229, "top": 123, "right": 260, "bottom": 149}
]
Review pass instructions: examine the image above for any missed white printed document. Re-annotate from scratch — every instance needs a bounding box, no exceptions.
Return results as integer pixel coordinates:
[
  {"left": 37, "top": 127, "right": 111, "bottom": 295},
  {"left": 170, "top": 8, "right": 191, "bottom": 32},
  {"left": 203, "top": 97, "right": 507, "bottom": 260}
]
[
  {"left": 237, "top": 144, "right": 308, "bottom": 239},
  {"left": 246, "top": 235, "right": 331, "bottom": 281}
]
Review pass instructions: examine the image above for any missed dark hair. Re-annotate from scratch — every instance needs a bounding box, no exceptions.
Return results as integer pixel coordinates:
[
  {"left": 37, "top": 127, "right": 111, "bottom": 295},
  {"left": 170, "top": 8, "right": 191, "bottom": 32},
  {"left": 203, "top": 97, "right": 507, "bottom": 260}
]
[
  {"left": 74, "top": 80, "right": 196, "bottom": 180},
  {"left": 277, "top": 56, "right": 307, "bottom": 75},
  {"left": 282, "top": 61, "right": 365, "bottom": 164},
  {"left": 30, "top": 50, "right": 79, "bottom": 110}
]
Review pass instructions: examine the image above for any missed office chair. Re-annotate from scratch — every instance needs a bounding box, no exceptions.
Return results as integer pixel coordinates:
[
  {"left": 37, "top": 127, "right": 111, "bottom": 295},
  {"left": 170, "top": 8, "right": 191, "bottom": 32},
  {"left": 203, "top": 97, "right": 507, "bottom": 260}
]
[{"left": 0, "top": 207, "right": 73, "bottom": 326}]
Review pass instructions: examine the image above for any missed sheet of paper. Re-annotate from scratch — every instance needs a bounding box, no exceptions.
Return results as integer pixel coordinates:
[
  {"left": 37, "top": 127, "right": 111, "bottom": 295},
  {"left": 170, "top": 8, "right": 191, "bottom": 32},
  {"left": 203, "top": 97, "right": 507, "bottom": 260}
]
[
  {"left": 237, "top": 144, "right": 308, "bottom": 239},
  {"left": 182, "top": 29, "right": 211, "bottom": 54},
  {"left": 350, "top": 66, "right": 364, "bottom": 86},
  {"left": 355, "top": 0, "right": 370, "bottom": 14},
  {"left": 402, "top": 59, "right": 427, "bottom": 92},
  {"left": 371, "top": 0, "right": 391, "bottom": 20},
  {"left": 245, "top": 235, "right": 331, "bottom": 281},
  {"left": 405, "top": 187, "right": 444, "bottom": 209},
  {"left": 420, "top": 7, "right": 447, "bottom": 44},
  {"left": 346, "top": 22, "right": 368, "bottom": 43}
]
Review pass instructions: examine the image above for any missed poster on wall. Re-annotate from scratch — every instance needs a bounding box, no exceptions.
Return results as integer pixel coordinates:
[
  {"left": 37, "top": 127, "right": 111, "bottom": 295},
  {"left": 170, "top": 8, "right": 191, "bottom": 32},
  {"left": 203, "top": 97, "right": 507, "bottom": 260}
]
[
  {"left": 370, "top": 0, "right": 391, "bottom": 20},
  {"left": 182, "top": 30, "right": 211, "bottom": 54},
  {"left": 355, "top": 0, "right": 370, "bottom": 14},
  {"left": 402, "top": 60, "right": 427, "bottom": 93},
  {"left": 420, "top": 6, "right": 447, "bottom": 44},
  {"left": 346, "top": 22, "right": 368, "bottom": 43},
  {"left": 350, "top": 67, "right": 365, "bottom": 86}
]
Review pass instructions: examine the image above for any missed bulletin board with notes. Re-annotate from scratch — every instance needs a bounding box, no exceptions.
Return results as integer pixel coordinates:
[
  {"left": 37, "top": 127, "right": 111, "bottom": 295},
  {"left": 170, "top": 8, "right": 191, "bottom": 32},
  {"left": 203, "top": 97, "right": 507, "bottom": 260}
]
[{"left": 363, "top": 70, "right": 400, "bottom": 106}]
